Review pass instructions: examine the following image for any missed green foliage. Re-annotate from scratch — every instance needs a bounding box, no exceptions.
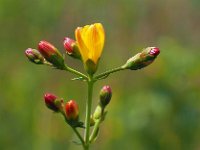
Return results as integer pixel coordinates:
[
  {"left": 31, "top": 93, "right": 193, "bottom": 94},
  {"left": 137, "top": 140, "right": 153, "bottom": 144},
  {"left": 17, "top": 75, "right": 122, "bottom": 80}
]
[{"left": 0, "top": 0, "right": 199, "bottom": 150}]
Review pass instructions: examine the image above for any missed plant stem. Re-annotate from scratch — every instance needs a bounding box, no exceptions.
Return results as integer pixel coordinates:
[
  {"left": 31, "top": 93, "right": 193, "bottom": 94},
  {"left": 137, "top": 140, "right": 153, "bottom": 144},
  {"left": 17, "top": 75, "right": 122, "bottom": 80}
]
[
  {"left": 94, "top": 67, "right": 125, "bottom": 80},
  {"left": 72, "top": 127, "right": 85, "bottom": 149},
  {"left": 84, "top": 75, "right": 94, "bottom": 150},
  {"left": 61, "top": 111, "right": 85, "bottom": 149},
  {"left": 64, "top": 65, "right": 88, "bottom": 80},
  {"left": 89, "top": 119, "right": 101, "bottom": 143}
]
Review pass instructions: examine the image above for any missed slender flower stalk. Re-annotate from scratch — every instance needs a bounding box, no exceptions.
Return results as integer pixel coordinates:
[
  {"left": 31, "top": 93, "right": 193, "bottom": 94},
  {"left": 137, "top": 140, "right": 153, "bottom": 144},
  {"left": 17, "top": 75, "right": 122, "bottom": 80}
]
[
  {"left": 84, "top": 76, "right": 94, "bottom": 149},
  {"left": 63, "top": 65, "right": 88, "bottom": 80},
  {"left": 94, "top": 66, "right": 125, "bottom": 80}
]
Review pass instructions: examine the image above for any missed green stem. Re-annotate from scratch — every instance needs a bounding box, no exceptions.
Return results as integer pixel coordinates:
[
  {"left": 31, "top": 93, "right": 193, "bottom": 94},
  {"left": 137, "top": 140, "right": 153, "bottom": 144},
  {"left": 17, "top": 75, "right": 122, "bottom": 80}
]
[
  {"left": 89, "top": 119, "right": 101, "bottom": 143},
  {"left": 84, "top": 75, "right": 94, "bottom": 150},
  {"left": 72, "top": 127, "right": 85, "bottom": 149},
  {"left": 94, "top": 66, "right": 125, "bottom": 80},
  {"left": 61, "top": 111, "right": 85, "bottom": 149},
  {"left": 64, "top": 65, "right": 88, "bottom": 80}
]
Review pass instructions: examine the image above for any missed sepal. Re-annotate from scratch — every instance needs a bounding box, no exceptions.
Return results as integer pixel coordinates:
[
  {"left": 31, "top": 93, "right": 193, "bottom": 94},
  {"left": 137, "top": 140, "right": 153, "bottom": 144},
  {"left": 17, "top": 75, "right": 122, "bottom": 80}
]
[{"left": 84, "top": 59, "right": 98, "bottom": 75}]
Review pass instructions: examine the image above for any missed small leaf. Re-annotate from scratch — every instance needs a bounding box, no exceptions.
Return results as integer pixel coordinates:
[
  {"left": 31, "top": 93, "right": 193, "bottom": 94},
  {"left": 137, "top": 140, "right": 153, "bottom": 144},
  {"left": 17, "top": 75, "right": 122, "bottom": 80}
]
[
  {"left": 97, "top": 74, "right": 109, "bottom": 80},
  {"left": 71, "top": 77, "right": 86, "bottom": 81}
]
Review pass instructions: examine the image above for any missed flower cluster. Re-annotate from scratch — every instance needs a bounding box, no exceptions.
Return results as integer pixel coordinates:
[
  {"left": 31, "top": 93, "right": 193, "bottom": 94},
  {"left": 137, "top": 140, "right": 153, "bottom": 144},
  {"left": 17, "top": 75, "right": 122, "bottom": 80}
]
[
  {"left": 25, "top": 23, "right": 105, "bottom": 74},
  {"left": 44, "top": 93, "right": 80, "bottom": 126},
  {"left": 25, "top": 23, "right": 160, "bottom": 150}
]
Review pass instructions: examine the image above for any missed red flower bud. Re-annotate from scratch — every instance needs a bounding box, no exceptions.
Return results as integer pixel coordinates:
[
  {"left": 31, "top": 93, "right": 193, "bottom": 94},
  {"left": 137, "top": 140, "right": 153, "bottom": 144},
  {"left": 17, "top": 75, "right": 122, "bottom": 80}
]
[
  {"left": 123, "top": 47, "right": 160, "bottom": 70},
  {"left": 65, "top": 100, "right": 79, "bottom": 121},
  {"left": 44, "top": 93, "right": 59, "bottom": 112},
  {"left": 63, "top": 37, "right": 81, "bottom": 59},
  {"left": 38, "top": 41, "right": 58, "bottom": 57},
  {"left": 149, "top": 47, "right": 160, "bottom": 56},
  {"left": 63, "top": 37, "right": 75, "bottom": 53},
  {"left": 38, "top": 40, "right": 65, "bottom": 69},
  {"left": 25, "top": 48, "right": 44, "bottom": 64},
  {"left": 99, "top": 85, "right": 112, "bottom": 107}
]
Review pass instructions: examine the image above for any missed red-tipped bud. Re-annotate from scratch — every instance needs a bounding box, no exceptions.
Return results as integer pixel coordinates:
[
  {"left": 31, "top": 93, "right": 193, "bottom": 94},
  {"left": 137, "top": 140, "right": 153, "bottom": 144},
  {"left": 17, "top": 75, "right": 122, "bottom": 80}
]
[
  {"left": 44, "top": 93, "right": 59, "bottom": 112},
  {"left": 25, "top": 48, "right": 45, "bottom": 64},
  {"left": 99, "top": 85, "right": 112, "bottom": 107},
  {"left": 63, "top": 37, "right": 81, "bottom": 59},
  {"left": 38, "top": 40, "right": 65, "bottom": 69},
  {"left": 149, "top": 47, "right": 160, "bottom": 56},
  {"left": 38, "top": 41, "right": 58, "bottom": 57},
  {"left": 122, "top": 47, "right": 160, "bottom": 70},
  {"left": 63, "top": 37, "right": 75, "bottom": 53},
  {"left": 65, "top": 100, "right": 79, "bottom": 121}
]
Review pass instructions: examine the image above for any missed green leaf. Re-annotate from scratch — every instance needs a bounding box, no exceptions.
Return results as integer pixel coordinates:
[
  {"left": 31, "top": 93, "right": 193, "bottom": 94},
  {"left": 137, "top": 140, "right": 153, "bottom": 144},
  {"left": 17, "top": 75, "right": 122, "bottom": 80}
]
[{"left": 71, "top": 77, "right": 86, "bottom": 81}]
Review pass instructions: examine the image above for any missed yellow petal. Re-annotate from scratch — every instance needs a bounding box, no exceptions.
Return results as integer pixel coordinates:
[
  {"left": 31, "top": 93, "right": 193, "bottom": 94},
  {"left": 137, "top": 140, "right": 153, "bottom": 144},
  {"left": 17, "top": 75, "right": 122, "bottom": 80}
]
[
  {"left": 75, "top": 27, "right": 89, "bottom": 63},
  {"left": 75, "top": 23, "right": 105, "bottom": 64}
]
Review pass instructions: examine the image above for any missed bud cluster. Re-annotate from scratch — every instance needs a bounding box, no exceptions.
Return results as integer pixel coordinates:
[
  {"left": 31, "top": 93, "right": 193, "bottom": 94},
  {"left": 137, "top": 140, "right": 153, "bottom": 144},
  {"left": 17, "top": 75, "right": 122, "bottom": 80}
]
[
  {"left": 44, "top": 93, "right": 80, "bottom": 127},
  {"left": 25, "top": 40, "right": 65, "bottom": 69},
  {"left": 25, "top": 37, "right": 82, "bottom": 70}
]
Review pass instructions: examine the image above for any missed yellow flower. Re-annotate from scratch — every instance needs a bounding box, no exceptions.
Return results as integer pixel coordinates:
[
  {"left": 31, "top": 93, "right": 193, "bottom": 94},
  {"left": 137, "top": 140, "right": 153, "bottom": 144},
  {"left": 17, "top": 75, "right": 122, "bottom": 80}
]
[{"left": 75, "top": 23, "right": 105, "bottom": 74}]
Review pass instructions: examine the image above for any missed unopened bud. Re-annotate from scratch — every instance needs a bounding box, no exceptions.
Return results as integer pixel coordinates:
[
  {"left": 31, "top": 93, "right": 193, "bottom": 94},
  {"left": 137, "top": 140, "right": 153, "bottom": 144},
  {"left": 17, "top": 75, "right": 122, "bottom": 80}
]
[
  {"left": 99, "top": 85, "right": 112, "bottom": 107},
  {"left": 44, "top": 93, "right": 59, "bottom": 112},
  {"left": 25, "top": 48, "right": 44, "bottom": 64},
  {"left": 65, "top": 100, "right": 79, "bottom": 121},
  {"left": 38, "top": 40, "right": 65, "bottom": 69},
  {"left": 122, "top": 47, "right": 160, "bottom": 70},
  {"left": 63, "top": 37, "right": 81, "bottom": 59},
  {"left": 148, "top": 47, "right": 160, "bottom": 56}
]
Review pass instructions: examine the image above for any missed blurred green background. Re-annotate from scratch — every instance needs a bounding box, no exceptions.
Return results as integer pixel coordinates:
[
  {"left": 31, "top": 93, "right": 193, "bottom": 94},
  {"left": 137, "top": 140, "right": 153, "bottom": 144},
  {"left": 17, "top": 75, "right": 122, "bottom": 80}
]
[{"left": 0, "top": 0, "right": 200, "bottom": 149}]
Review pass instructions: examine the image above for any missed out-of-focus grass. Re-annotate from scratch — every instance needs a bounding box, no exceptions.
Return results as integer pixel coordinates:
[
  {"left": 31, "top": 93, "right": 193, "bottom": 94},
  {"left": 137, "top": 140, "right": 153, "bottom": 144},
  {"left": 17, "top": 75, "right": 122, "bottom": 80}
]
[{"left": 0, "top": 0, "right": 200, "bottom": 150}]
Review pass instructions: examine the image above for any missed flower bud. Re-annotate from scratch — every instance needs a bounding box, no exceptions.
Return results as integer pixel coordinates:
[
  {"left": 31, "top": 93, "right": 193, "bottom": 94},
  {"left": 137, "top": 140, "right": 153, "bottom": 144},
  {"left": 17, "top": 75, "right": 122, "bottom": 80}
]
[
  {"left": 65, "top": 100, "right": 79, "bottom": 121},
  {"left": 148, "top": 47, "right": 160, "bottom": 56},
  {"left": 38, "top": 40, "right": 65, "bottom": 69},
  {"left": 25, "top": 48, "right": 45, "bottom": 64},
  {"left": 122, "top": 47, "right": 160, "bottom": 70},
  {"left": 99, "top": 85, "right": 112, "bottom": 107},
  {"left": 63, "top": 37, "right": 81, "bottom": 59},
  {"left": 44, "top": 93, "right": 59, "bottom": 112}
]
